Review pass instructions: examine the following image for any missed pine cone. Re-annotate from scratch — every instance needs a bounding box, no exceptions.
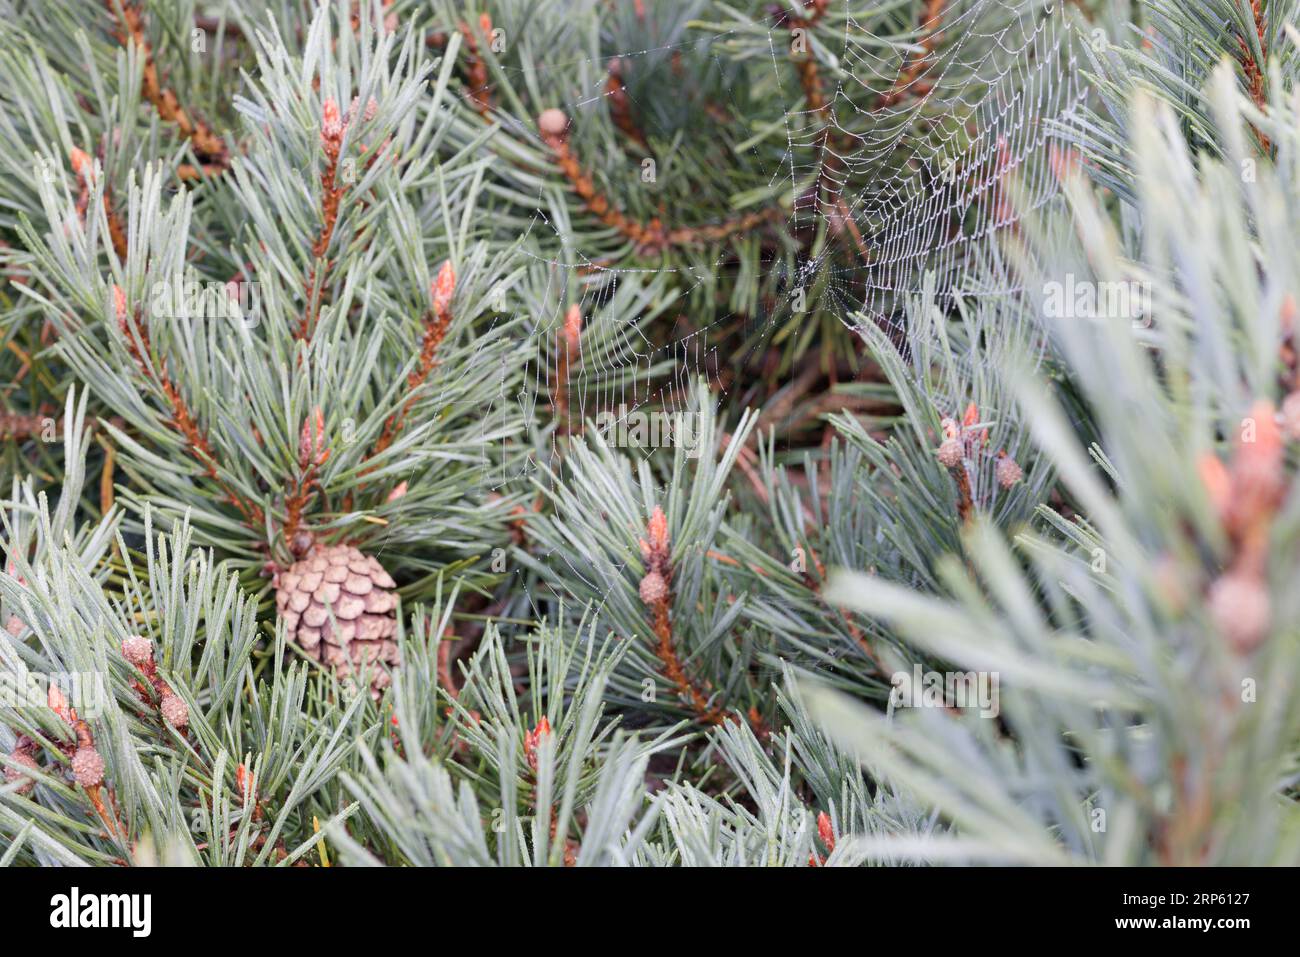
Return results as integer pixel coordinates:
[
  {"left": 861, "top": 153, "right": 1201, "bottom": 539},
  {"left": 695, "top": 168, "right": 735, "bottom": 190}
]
[{"left": 275, "top": 544, "right": 400, "bottom": 694}]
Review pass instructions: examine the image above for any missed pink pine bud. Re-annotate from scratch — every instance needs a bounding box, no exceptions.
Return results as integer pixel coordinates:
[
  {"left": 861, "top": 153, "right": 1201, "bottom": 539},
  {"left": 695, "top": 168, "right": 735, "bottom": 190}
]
[
  {"left": 431, "top": 260, "right": 456, "bottom": 324},
  {"left": 1196, "top": 453, "right": 1231, "bottom": 524},
  {"left": 563, "top": 304, "right": 583, "bottom": 352},
  {"left": 4, "top": 616, "right": 22, "bottom": 637},
  {"left": 321, "top": 97, "right": 344, "bottom": 145},
  {"left": 524, "top": 715, "right": 551, "bottom": 771},
  {"left": 4, "top": 751, "right": 39, "bottom": 795},
  {"left": 111, "top": 285, "right": 128, "bottom": 325},
  {"left": 537, "top": 109, "right": 570, "bottom": 146},
  {"left": 639, "top": 570, "right": 668, "bottom": 605},
  {"left": 646, "top": 506, "right": 669, "bottom": 554},
  {"left": 298, "top": 406, "right": 329, "bottom": 468},
  {"left": 47, "top": 684, "right": 69, "bottom": 718},
  {"left": 386, "top": 481, "right": 408, "bottom": 503},
  {"left": 996, "top": 453, "right": 1023, "bottom": 489},
  {"left": 121, "top": 635, "right": 153, "bottom": 666},
  {"left": 1231, "top": 401, "right": 1283, "bottom": 525},
  {"left": 160, "top": 693, "right": 189, "bottom": 729},
  {"left": 71, "top": 746, "right": 105, "bottom": 788},
  {"left": 816, "top": 811, "right": 835, "bottom": 852},
  {"left": 1208, "top": 572, "right": 1270, "bottom": 654},
  {"left": 69, "top": 147, "right": 92, "bottom": 177}
]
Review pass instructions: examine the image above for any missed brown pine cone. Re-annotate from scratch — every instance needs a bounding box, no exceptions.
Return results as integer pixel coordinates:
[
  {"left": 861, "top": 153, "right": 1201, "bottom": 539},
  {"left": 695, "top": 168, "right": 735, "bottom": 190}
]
[{"left": 274, "top": 544, "right": 400, "bottom": 695}]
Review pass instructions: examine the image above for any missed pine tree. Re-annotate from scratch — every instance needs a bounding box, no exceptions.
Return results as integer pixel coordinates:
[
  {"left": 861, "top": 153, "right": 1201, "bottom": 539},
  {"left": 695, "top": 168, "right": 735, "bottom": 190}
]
[{"left": 1, "top": 0, "right": 1298, "bottom": 869}]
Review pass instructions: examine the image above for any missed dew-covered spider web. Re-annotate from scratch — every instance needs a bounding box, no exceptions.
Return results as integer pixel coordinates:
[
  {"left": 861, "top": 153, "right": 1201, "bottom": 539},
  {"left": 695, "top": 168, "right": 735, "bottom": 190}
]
[{"left": 492, "top": 0, "right": 1086, "bottom": 452}]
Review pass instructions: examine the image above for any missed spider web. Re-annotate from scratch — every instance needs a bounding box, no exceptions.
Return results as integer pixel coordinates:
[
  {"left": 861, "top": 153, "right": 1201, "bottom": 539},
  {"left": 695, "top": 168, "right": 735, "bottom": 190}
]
[{"left": 488, "top": 0, "right": 1085, "bottom": 463}]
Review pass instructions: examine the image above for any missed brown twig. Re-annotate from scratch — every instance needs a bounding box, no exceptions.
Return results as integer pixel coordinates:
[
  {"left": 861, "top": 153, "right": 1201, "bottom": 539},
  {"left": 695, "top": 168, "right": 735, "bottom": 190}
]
[
  {"left": 638, "top": 507, "right": 730, "bottom": 726},
  {"left": 100, "top": 438, "right": 117, "bottom": 515},
  {"left": 113, "top": 285, "right": 264, "bottom": 527},
  {"left": 371, "top": 260, "right": 456, "bottom": 459},
  {"left": 604, "top": 58, "right": 649, "bottom": 151},
  {"left": 69, "top": 148, "right": 129, "bottom": 261},
  {"left": 875, "top": 0, "right": 947, "bottom": 109},
  {"left": 282, "top": 407, "right": 329, "bottom": 555},
  {"left": 553, "top": 305, "right": 583, "bottom": 430},
  {"left": 936, "top": 404, "right": 982, "bottom": 525},
  {"left": 436, "top": 634, "right": 462, "bottom": 702},
  {"left": 459, "top": 14, "right": 495, "bottom": 117},
  {"left": 48, "top": 686, "right": 125, "bottom": 841},
  {"left": 537, "top": 109, "right": 779, "bottom": 254},
  {"left": 1237, "top": 0, "right": 1271, "bottom": 151},
  {"left": 103, "top": 1, "right": 229, "bottom": 176},
  {"left": 775, "top": 0, "right": 832, "bottom": 117},
  {"left": 297, "top": 98, "right": 347, "bottom": 341}
]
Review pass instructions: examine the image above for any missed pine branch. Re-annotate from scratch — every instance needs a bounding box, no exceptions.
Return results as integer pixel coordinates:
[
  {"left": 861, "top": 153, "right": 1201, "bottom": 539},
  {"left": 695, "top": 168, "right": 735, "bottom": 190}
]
[
  {"left": 102, "top": 0, "right": 230, "bottom": 176},
  {"left": 111, "top": 285, "right": 264, "bottom": 528}
]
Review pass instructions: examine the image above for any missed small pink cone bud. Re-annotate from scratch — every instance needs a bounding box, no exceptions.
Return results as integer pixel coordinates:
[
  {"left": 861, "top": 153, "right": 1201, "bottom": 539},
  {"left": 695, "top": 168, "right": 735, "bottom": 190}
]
[
  {"left": 47, "top": 684, "right": 69, "bottom": 718},
  {"left": 69, "top": 147, "right": 92, "bottom": 177},
  {"left": 386, "top": 481, "right": 408, "bottom": 503},
  {"left": 1231, "top": 401, "right": 1284, "bottom": 526},
  {"left": 537, "top": 109, "right": 570, "bottom": 145},
  {"left": 1208, "top": 572, "right": 1270, "bottom": 654},
  {"left": 298, "top": 406, "right": 329, "bottom": 467},
  {"left": 4, "top": 752, "right": 39, "bottom": 795},
  {"left": 639, "top": 570, "right": 668, "bottom": 605},
  {"left": 996, "top": 453, "right": 1023, "bottom": 489},
  {"left": 1196, "top": 453, "right": 1231, "bottom": 523},
  {"left": 431, "top": 260, "right": 456, "bottom": 323},
  {"left": 524, "top": 715, "right": 551, "bottom": 771},
  {"left": 111, "top": 285, "right": 129, "bottom": 325},
  {"left": 563, "top": 305, "right": 583, "bottom": 351},
  {"left": 5, "top": 615, "right": 22, "bottom": 637},
  {"left": 160, "top": 693, "right": 189, "bottom": 729},
  {"left": 71, "top": 746, "right": 105, "bottom": 788},
  {"left": 121, "top": 635, "right": 153, "bottom": 666},
  {"left": 816, "top": 811, "right": 835, "bottom": 851},
  {"left": 646, "top": 506, "right": 669, "bottom": 554},
  {"left": 937, "top": 438, "right": 963, "bottom": 468},
  {"left": 321, "top": 97, "right": 344, "bottom": 144}
]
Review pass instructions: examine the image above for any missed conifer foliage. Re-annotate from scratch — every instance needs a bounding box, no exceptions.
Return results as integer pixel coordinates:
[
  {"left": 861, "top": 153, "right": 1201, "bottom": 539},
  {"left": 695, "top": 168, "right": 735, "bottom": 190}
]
[{"left": 0, "top": 0, "right": 1297, "bottom": 868}]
